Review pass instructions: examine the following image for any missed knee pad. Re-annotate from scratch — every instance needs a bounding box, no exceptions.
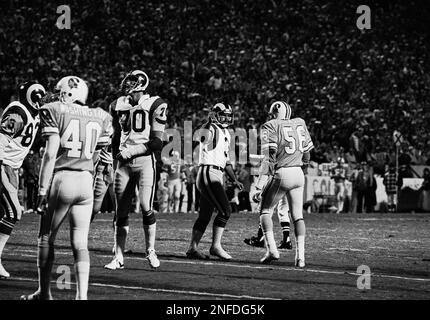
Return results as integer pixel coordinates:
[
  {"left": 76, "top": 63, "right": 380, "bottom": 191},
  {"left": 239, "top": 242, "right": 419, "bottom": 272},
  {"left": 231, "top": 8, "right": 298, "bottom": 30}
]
[
  {"left": 116, "top": 216, "right": 129, "bottom": 227},
  {"left": 193, "top": 217, "right": 210, "bottom": 233},
  {"left": 142, "top": 210, "right": 156, "bottom": 225},
  {"left": 214, "top": 206, "right": 231, "bottom": 228},
  {"left": 259, "top": 209, "right": 271, "bottom": 217},
  {"left": 0, "top": 217, "right": 16, "bottom": 235}
]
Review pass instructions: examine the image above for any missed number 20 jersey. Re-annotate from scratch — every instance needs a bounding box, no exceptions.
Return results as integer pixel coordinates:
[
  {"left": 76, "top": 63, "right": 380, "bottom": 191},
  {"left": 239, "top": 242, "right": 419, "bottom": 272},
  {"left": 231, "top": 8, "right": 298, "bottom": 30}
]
[
  {"left": 0, "top": 102, "right": 39, "bottom": 169},
  {"left": 40, "top": 101, "right": 113, "bottom": 172},
  {"left": 261, "top": 117, "right": 314, "bottom": 169},
  {"left": 110, "top": 95, "right": 167, "bottom": 152}
]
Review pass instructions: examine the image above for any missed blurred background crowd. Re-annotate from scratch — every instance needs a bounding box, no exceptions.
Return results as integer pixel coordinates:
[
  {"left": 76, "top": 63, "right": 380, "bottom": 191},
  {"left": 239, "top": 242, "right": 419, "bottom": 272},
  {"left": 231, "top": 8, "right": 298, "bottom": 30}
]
[{"left": 1, "top": 0, "right": 429, "bottom": 212}]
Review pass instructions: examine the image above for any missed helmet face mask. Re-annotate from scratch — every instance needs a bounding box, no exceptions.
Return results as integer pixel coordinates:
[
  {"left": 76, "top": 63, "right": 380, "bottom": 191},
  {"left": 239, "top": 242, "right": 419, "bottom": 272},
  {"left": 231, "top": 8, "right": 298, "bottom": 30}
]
[
  {"left": 211, "top": 103, "right": 234, "bottom": 128},
  {"left": 19, "top": 82, "right": 46, "bottom": 112},
  {"left": 120, "top": 70, "right": 149, "bottom": 95}
]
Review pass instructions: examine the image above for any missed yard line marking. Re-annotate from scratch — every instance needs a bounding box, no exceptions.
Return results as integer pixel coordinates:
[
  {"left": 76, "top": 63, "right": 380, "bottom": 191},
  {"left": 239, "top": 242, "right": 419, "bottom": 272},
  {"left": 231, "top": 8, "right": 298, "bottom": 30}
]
[
  {"left": 10, "top": 276, "right": 279, "bottom": 300},
  {"left": 6, "top": 248, "right": 430, "bottom": 283}
]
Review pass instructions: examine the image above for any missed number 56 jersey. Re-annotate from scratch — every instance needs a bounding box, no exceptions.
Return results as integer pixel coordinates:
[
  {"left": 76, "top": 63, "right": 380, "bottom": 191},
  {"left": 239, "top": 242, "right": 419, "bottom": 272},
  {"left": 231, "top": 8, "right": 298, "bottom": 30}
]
[
  {"left": 39, "top": 102, "right": 113, "bottom": 172},
  {"left": 261, "top": 117, "right": 314, "bottom": 169}
]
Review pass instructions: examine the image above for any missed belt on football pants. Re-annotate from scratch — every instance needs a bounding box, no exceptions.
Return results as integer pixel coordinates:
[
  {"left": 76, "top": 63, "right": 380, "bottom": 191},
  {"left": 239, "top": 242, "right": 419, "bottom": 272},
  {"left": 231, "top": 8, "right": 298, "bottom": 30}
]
[{"left": 200, "top": 165, "right": 224, "bottom": 172}]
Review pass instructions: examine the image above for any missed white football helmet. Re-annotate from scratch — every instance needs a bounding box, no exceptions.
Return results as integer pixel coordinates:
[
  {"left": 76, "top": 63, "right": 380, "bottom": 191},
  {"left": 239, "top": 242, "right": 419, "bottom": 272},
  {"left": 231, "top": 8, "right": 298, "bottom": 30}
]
[
  {"left": 56, "top": 76, "right": 88, "bottom": 105},
  {"left": 269, "top": 101, "right": 292, "bottom": 120}
]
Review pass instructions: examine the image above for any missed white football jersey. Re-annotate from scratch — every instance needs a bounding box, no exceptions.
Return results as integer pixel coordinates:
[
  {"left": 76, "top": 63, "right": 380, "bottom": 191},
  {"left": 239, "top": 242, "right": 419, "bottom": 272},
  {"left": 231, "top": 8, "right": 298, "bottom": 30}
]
[
  {"left": 111, "top": 95, "right": 167, "bottom": 152},
  {"left": 0, "top": 102, "right": 39, "bottom": 169},
  {"left": 198, "top": 121, "right": 231, "bottom": 168}
]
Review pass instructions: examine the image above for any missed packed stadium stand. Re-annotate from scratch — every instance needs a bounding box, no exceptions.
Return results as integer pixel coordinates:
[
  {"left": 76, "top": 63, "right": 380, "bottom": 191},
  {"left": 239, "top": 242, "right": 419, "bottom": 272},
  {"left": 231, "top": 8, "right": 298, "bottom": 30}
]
[{"left": 1, "top": 0, "right": 429, "bottom": 166}]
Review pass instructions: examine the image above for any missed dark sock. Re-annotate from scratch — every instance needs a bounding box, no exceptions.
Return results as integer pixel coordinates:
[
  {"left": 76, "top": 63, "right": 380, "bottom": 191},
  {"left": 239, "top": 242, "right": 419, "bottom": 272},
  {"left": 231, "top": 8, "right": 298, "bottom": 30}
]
[{"left": 280, "top": 222, "right": 290, "bottom": 241}]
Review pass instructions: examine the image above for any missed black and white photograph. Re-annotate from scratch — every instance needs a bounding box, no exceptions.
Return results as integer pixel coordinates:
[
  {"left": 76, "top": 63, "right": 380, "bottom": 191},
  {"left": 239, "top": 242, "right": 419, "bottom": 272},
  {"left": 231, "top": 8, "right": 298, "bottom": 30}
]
[{"left": 0, "top": 0, "right": 429, "bottom": 312}]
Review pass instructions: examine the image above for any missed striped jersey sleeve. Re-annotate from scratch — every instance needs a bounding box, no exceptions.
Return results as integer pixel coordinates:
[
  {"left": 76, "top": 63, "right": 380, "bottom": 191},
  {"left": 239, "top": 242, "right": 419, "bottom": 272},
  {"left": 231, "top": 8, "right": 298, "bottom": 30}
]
[
  {"left": 149, "top": 97, "right": 167, "bottom": 132},
  {"left": 299, "top": 118, "right": 314, "bottom": 153},
  {"left": 0, "top": 103, "right": 27, "bottom": 139},
  {"left": 260, "top": 120, "right": 278, "bottom": 158},
  {"left": 97, "top": 108, "right": 113, "bottom": 147},
  {"left": 39, "top": 103, "right": 60, "bottom": 137}
]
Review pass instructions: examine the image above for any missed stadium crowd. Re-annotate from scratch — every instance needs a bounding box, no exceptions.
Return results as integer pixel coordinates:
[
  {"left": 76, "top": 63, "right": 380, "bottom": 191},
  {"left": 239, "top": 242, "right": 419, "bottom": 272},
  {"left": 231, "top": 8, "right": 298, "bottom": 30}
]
[{"left": 1, "top": 0, "right": 430, "bottom": 167}]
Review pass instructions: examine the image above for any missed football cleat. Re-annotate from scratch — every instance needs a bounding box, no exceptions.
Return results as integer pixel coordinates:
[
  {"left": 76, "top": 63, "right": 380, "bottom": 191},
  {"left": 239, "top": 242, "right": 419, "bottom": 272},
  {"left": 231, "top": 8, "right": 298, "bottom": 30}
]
[
  {"left": 209, "top": 246, "right": 232, "bottom": 261},
  {"left": 186, "top": 249, "right": 209, "bottom": 260},
  {"left": 295, "top": 259, "right": 306, "bottom": 268},
  {"left": 278, "top": 239, "right": 293, "bottom": 250},
  {"left": 20, "top": 291, "right": 53, "bottom": 300},
  {"left": 146, "top": 249, "right": 160, "bottom": 269},
  {"left": 0, "top": 263, "right": 10, "bottom": 279},
  {"left": 104, "top": 258, "right": 124, "bottom": 270},
  {"left": 244, "top": 236, "right": 265, "bottom": 248},
  {"left": 260, "top": 251, "right": 280, "bottom": 264}
]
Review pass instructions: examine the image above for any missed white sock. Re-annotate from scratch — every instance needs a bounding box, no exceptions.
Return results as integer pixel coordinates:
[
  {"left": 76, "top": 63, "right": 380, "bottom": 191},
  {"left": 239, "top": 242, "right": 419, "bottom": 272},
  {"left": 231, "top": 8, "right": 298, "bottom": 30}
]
[
  {"left": 75, "top": 261, "right": 90, "bottom": 300},
  {"left": 115, "top": 226, "right": 129, "bottom": 263},
  {"left": 296, "top": 235, "right": 305, "bottom": 261},
  {"left": 0, "top": 233, "right": 10, "bottom": 259}
]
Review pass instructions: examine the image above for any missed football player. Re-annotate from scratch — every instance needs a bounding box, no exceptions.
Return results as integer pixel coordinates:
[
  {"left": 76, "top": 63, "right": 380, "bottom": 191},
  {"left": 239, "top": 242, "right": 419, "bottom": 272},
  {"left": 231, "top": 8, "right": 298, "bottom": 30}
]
[
  {"left": 186, "top": 102, "right": 243, "bottom": 261},
  {"left": 21, "top": 76, "right": 112, "bottom": 300},
  {"left": 91, "top": 145, "right": 115, "bottom": 222},
  {"left": 255, "top": 101, "right": 313, "bottom": 267},
  {"left": 331, "top": 157, "right": 347, "bottom": 214},
  {"left": 244, "top": 193, "right": 292, "bottom": 250},
  {"left": 104, "top": 70, "right": 167, "bottom": 270},
  {"left": 0, "top": 81, "right": 46, "bottom": 279},
  {"left": 165, "top": 150, "right": 184, "bottom": 213}
]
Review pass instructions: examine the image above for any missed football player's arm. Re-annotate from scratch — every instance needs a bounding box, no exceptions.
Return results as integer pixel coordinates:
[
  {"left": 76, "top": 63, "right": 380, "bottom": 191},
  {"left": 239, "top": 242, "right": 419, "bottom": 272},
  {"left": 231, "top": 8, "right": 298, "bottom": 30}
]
[
  {"left": 109, "top": 101, "right": 121, "bottom": 158},
  {"left": 0, "top": 106, "right": 26, "bottom": 157},
  {"left": 225, "top": 163, "right": 243, "bottom": 190},
  {"left": 38, "top": 134, "right": 60, "bottom": 196},
  {"left": 97, "top": 113, "right": 113, "bottom": 150},
  {"left": 256, "top": 122, "right": 277, "bottom": 190}
]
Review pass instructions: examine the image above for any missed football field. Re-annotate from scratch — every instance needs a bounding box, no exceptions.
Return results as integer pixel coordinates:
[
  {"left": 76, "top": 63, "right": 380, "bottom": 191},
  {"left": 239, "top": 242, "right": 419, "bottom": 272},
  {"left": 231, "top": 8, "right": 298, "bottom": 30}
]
[{"left": 1, "top": 212, "right": 429, "bottom": 300}]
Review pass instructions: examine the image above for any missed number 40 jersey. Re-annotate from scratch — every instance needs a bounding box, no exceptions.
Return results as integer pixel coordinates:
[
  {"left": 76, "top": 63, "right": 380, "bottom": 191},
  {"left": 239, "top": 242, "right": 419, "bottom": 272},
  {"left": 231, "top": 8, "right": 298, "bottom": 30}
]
[
  {"left": 39, "top": 102, "right": 113, "bottom": 172},
  {"left": 0, "top": 101, "right": 39, "bottom": 169},
  {"left": 261, "top": 117, "right": 314, "bottom": 169}
]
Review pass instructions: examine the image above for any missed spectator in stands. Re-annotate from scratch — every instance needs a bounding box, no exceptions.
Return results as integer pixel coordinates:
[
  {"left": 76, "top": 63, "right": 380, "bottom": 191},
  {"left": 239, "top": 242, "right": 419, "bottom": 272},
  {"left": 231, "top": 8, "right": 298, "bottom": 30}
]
[
  {"left": 183, "top": 162, "right": 196, "bottom": 213},
  {"left": 418, "top": 168, "right": 430, "bottom": 212},
  {"left": 355, "top": 162, "right": 372, "bottom": 213},
  {"left": 383, "top": 165, "right": 398, "bottom": 213},
  {"left": 237, "top": 164, "right": 252, "bottom": 212},
  {"left": 21, "top": 149, "right": 42, "bottom": 213}
]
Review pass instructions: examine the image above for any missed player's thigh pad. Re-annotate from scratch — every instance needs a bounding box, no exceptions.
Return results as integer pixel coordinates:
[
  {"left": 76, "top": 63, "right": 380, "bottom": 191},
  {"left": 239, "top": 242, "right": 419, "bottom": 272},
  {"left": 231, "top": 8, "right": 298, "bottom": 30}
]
[
  {"left": 114, "top": 164, "right": 136, "bottom": 218},
  {"left": 276, "top": 167, "right": 305, "bottom": 222},
  {"left": 134, "top": 154, "right": 156, "bottom": 212},
  {"left": 93, "top": 165, "right": 109, "bottom": 214},
  {"left": 200, "top": 167, "right": 231, "bottom": 217},
  {"left": 0, "top": 165, "right": 22, "bottom": 220},
  {"left": 260, "top": 177, "right": 284, "bottom": 215}
]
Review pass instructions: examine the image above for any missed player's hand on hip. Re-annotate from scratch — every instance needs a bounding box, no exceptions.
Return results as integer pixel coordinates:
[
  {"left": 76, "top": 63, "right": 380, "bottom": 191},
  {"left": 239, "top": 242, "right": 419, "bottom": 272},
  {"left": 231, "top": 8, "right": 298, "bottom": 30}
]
[
  {"left": 117, "top": 149, "right": 133, "bottom": 162},
  {"left": 36, "top": 194, "right": 48, "bottom": 215},
  {"left": 252, "top": 191, "right": 262, "bottom": 203},
  {"left": 234, "top": 180, "right": 244, "bottom": 191}
]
